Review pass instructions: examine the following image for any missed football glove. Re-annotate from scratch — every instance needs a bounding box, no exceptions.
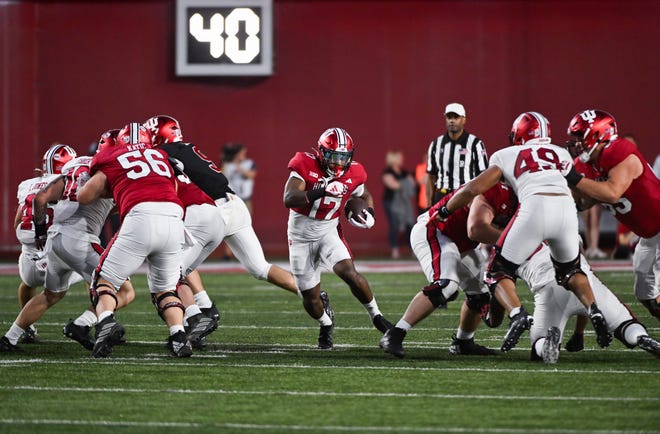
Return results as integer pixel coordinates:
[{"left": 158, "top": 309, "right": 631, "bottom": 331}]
[
  {"left": 325, "top": 181, "right": 348, "bottom": 197},
  {"left": 348, "top": 207, "right": 375, "bottom": 229}
]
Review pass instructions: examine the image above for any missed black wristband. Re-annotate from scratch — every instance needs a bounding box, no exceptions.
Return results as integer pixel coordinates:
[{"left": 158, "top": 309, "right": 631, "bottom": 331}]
[
  {"left": 564, "top": 166, "right": 584, "bottom": 187},
  {"left": 34, "top": 221, "right": 47, "bottom": 238},
  {"left": 305, "top": 187, "right": 326, "bottom": 203},
  {"left": 439, "top": 205, "right": 452, "bottom": 219}
]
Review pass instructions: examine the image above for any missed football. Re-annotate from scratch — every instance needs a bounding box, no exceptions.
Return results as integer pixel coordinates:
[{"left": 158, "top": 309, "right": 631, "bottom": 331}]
[{"left": 344, "top": 197, "right": 368, "bottom": 221}]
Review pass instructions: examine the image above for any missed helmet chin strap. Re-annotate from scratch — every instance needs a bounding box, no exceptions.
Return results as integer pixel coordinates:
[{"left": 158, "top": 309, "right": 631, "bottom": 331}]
[{"left": 578, "top": 142, "right": 600, "bottom": 163}]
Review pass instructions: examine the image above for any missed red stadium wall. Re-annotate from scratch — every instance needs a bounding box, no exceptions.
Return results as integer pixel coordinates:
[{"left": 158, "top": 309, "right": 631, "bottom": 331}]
[{"left": 1, "top": 0, "right": 658, "bottom": 258}]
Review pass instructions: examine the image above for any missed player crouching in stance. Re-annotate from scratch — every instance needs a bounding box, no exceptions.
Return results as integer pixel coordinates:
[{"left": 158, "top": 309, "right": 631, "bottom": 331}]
[
  {"left": 283, "top": 127, "right": 393, "bottom": 349},
  {"left": 438, "top": 112, "right": 612, "bottom": 351},
  {"left": 380, "top": 188, "right": 496, "bottom": 358},
  {"left": 78, "top": 123, "right": 192, "bottom": 358}
]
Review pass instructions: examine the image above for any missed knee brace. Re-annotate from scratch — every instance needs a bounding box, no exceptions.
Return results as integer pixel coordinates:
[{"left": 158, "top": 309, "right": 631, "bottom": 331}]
[
  {"left": 422, "top": 279, "right": 459, "bottom": 308},
  {"left": 90, "top": 282, "right": 118, "bottom": 309},
  {"left": 551, "top": 254, "right": 586, "bottom": 289},
  {"left": 614, "top": 319, "right": 647, "bottom": 349},
  {"left": 484, "top": 246, "right": 519, "bottom": 290},
  {"left": 466, "top": 292, "right": 491, "bottom": 313},
  {"left": 151, "top": 290, "right": 185, "bottom": 321}
]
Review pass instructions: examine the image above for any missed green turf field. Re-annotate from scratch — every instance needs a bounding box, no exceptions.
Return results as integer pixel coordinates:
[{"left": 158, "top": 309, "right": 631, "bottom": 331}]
[{"left": 0, "top": 270, "right": 657, "bottom": 433}]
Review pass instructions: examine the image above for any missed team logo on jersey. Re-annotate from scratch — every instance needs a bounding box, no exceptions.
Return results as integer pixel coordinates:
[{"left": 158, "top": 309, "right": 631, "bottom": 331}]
[{"left": 345, "top": 179, "right": 352, "bottom": 184}]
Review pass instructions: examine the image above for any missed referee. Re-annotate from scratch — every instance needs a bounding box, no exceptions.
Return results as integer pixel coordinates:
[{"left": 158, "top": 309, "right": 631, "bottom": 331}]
[{"left": 425, "top": 103, "right": 489, "bottom": 206}]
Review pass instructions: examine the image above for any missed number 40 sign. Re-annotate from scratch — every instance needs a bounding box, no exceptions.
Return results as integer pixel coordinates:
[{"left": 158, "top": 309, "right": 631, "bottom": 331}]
[{"left": 176, "top": 0, "right": 273, "bottom": 76}]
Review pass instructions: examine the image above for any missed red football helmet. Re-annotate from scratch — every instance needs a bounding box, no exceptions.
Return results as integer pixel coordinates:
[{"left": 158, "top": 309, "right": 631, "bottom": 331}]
[
  {"left": 509, "top": 112, "right": 552, "bottom": 146},
  {"left": 143, "top": 115, "right": 183, "bottom": 146},
  {"left": 97, "top": 129, "right": 120, "bottom": 153},
  {"left": 117, "top": 122, "right": 152, "bottom": 147},
  {"left": 42, "top": 144, "right": 77, "bottom": 175},
  {"left": 317, "top": 127, "right": 354, "bottom": 178},
  {"left": 566, "top": 109, "right": 617, "bottom": 163}
]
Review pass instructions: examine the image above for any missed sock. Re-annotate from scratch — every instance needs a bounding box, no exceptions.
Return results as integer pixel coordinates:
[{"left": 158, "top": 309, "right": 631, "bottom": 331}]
[
  {"left": 6, "top": 323, "right": 25, "bottom": 345},
  {"left": 184, "top": 305, "right": 203, "bottom": 322},
  {"left": 456, "top": 328, "right": 475, "bottom": 340},
  {"left": 297, "top": 289, "right": 303, "bottom": 298},
  {"left": 317, "top": 312, "right": 333, "bottom": 326},
  {"left": 193, "top": 291, "right": 213, "bottom": 309},
  {"left": 395, "top": 319, "right": 412, "bottom": 331},
  {"left": 624, "top": 323, "right": 647, "bottom": 346},
  {"left": 362, "top": 297, "right": 382, "bottom": 320},
  {"left": 509, "top": 306, "right": 521, "bottom": 318},
  {"left": 98, "top": 310, "right": 113, "bottom": 322},
  {"left": 169, "top": 325, "right": 185, "bottom": 335},
  {"left": 74, "top": 310, "right": 97, "bottom": 327},
  {"left": 534, "top": 338, "right": 545, "bottom": 357}
]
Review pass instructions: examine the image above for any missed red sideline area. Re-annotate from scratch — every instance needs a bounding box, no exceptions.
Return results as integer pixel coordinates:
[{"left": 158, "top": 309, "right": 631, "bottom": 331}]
[{"left": 0, "top": 260, "right": 633, "bottom": 276}]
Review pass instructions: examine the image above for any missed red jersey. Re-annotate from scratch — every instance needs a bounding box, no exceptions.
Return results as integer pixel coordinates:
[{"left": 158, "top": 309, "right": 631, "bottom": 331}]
[
  {"left": 91, "top": 144, "right": 183, "bottom": 219},
  {"left": 176, "top": 175, "right": 215, "bottom": 208},
  {"left": 427, "top": 190, "right": 477, "bottom": 253},
  {"left": 481, "top": 182, "right": 519, "bottom": 228},
  {"left": 287, "top": 152, "right": 367, "bottom": 220},
  {"left": 575, "top": 137, "right": 660, "bottom": 238}
]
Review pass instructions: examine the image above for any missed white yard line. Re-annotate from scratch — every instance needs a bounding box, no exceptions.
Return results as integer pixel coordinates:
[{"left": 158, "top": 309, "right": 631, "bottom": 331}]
[
  {"left": 1, "top": 385, "right": 658, "bottom": 402},
  {"left": 0, "top": 419, "right": 651, "bottom": 433},
  {"left": 0, "top": 359, "right": 655, "bottom": 375}
]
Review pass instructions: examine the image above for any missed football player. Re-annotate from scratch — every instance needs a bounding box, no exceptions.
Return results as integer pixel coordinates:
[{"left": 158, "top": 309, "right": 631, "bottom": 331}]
[
  {"left": 564, "top": 110, "right": 660, "bottom": 320},
  {"left": 12, "top": 149, "right": 83, "bottom": 343},
  {"left": 77, "top": 123, "right": 192, "bottom": 358},
  {"left": 468, "top": 182, "right": 660, "bottom": 362},
  {"left": 0, "top": 144, "right": 117, "bottom": 353},
  {"left": 283, "top": 127, "right": 393, "bottom": 349},
  {"left": 435, "top": 112, "right": 611, "bottom": 351},
  {"left": 380, "top": 187, "right": 497, "bottom": 358},
  {"left": 142, "top": 115, "right": 310, "bottom": 330}
]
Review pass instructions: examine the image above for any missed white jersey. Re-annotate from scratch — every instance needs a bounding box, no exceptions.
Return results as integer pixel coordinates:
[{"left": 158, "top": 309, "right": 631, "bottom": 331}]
[
  {"left": 488, "top": 140, "right": 573, "bottom": 202},
  {"left": 49, "top": 156, "right": 114, "bottom": 242},
  {"left": 15, "top": 174, "right": 60, "bottom": 246}
]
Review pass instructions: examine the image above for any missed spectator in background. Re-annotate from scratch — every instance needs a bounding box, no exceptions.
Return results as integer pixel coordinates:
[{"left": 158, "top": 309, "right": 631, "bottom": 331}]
[
  {"left": 414, "top": 154, "right": 429, "bottom": 214},
  {"left": 382, "top": 150, "right": 416, "bottom": 259},
  {"left": 222, "top": 143, "right": 257, "bottom": 214},
  {"left": 221, "top": 143, "right": 257, "bottom": 260},
  {"left": 582, "top": 206, "right": 606, "bottom": 259},
  {"left": 426, "top": 102, "right": 488, "bottom": 206},
  {"left": 612, "top": 223, "right": 639, "bottom": 260}
]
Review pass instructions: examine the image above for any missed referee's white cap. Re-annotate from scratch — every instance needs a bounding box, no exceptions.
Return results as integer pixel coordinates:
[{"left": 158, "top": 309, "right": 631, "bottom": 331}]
[{"left": 444, "top": 103, "right": 466, "bottom": 117}]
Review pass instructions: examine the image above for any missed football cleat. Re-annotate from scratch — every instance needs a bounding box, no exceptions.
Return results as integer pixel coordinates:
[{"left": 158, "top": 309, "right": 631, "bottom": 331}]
[
  {"left": 185, "top": 313, "right": 217, "bottom": 344},
  {"left": 637, "top": 335, "right": 660, "bottom": 358},
  {"left": 372, "top": 314, "right": 394, "bottom": 334},
  {"left": 501, "top": 307, "right": 533, "bottom": 352},
  {"left": 588, "top": 303, "right": 612, "bottom": 348},
  {"left": 449, "top": 335, "right": 497, "bottom": 356},
  {"left": 320, "top": 291, "right": 334, "bottom": 323},
  {"left": 19, "top": 325, "right": 38, "bottom": 344},
  {"left": 63, "top": 320, "right": 95, "bottom": 350},
  {"left": 167, "top": 331, "right": 193, "bottom": 358},
  {"left": 317, "top": 324, "right": 334, "bottom": 350},
  {"left": 191, "top": 336, "right": 207, "bottom": 350},
  {"left": 380, "top": 327, "right": 406, "bottom": 358},
  {"left": 201, "top": 303, "right": 220, "bottom": 323},
  {"left": 91, "top": 315, "right": 125, "bottom": 358},
  {"left": 0, "top": 336, "right": 21, "bottom": 353},
  {"left": 564, "top": 332, "right": 584, "bottom": 352},
  {"left": 541, "top": 327, "right": 561, "bottom": 364}
]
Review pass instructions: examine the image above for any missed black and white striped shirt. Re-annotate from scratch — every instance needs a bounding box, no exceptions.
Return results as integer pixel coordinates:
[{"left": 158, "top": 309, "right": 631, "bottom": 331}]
[{"left": 426, "top": 131, "right": 488, "bottom": 195}]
